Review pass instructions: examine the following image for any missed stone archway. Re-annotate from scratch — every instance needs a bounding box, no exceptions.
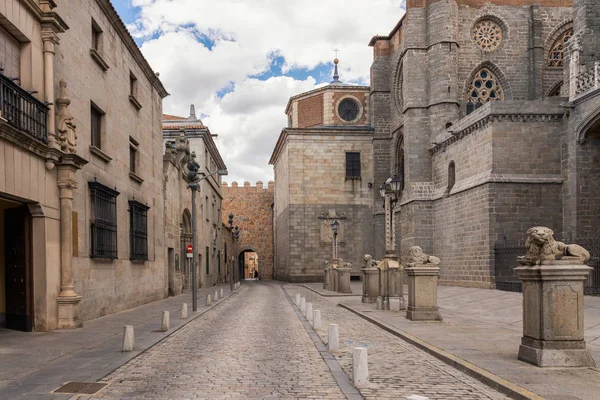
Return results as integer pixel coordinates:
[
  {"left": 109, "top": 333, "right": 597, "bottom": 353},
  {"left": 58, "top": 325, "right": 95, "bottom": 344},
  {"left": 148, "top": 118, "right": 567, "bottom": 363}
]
[{"left": 238, "top": 246, "right": 259, "bottom": 280}]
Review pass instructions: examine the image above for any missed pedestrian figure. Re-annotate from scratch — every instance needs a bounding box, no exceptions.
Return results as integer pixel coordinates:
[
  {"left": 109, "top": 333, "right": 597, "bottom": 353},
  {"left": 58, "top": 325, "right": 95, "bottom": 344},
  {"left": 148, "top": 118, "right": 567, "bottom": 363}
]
[{"left": 254, "top": 269, "right": 259, "bottom": 280}]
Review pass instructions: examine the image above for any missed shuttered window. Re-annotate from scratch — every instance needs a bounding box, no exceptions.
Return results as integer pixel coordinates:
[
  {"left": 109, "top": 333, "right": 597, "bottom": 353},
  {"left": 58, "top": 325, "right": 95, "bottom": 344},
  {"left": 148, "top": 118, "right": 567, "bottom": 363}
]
[{"left": 89, "top": 182, "right": 119, "bottom": 259}]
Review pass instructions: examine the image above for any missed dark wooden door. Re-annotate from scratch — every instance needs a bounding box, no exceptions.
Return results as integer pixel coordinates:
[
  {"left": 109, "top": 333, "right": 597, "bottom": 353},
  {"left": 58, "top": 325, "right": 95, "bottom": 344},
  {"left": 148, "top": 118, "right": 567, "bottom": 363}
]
[{"left": 4, "top": 205, "right": 32, "bottom": 331}]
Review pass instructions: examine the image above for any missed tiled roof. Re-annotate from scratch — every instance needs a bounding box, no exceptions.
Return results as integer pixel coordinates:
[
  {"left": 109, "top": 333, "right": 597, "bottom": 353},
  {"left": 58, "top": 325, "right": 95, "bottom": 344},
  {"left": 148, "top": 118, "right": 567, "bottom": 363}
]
[{"left": 162, "top": 114, "right": 186, "bottom": 121}]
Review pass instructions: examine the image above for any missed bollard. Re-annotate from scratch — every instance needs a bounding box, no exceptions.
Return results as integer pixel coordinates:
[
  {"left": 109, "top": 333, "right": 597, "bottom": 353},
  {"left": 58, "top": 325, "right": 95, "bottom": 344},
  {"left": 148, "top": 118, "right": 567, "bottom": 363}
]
[
  {"left": 406, "top": 396, "right": 429, "bottom": 400},
  {"left": 328, "top": 324, "right": 339, "bottom": 352},
  {"left": 160, "top": 311, "right": 170, "bottom": 332},
  {"left": 206, "top": 294, "right": 212, "bottom": 306},
  {"left": 300, "top": 297, "right": 306, "bottom": 315},
  {"left": 295, "top": 293, "right": 301, "bottom": 306},
  {"left": 306, "top": 303, "right": 313, "bottom": 323},
  {"left": 220, "top": 288, "right": 224, "bottom": 298},
  {"left": 313, "top": 310, "right": 322, "bottom": 329},
  {"left": 389, "top": 298, "right": 401, "bottom": 312},
  {"left": 181, "top": 303, "right": 188, "bottom": 319},
  {"left": 214, "top": 291, "right": 219, "bottom": 301},
  {"left": 352, "top": 347, "right": 369, "bottom": 388},
  {"left": 122, "top": 325, "right": 134, "bottom": 351}
]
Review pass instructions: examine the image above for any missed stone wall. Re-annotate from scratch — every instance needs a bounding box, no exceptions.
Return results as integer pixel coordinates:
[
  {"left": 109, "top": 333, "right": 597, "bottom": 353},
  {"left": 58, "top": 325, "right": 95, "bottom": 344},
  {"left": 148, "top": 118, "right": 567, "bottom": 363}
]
[{"left": 222, "top": 181, "right": 274, "bottom": 279}]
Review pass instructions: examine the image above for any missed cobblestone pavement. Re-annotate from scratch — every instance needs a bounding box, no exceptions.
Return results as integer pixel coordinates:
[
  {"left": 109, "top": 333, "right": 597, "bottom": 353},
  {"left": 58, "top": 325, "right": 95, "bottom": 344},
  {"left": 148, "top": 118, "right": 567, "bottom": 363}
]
[
  {"left": 285, "top": 286, "right": 510, "bottom": 400},
  {"left": 91, "top": 282, "right": 345, "bottom": 399}
]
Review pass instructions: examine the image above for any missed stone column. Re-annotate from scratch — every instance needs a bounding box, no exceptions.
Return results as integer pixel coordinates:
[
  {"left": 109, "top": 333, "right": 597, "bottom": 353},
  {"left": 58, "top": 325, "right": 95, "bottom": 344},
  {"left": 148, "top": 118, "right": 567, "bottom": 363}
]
[
  {"left": 323, "top": 266, "right": 330, "bottom": 290},
  {"left": 514, "top": 259, "right": 595, "bottom": 367},
  {"left": 338, "top": 267, "right": 351, "bottom": 293},
  {"left": 56, "top": 154, "right": 87, "bottom": 329},
  {"left": 362, "top": 265, "right": 378, "bottom": 303},
  {"left": 387, "top": 256, "right": 405, "bottom": 311},
  {"left": 406, "top": 264, "right": 442, "bottom": 321},
  {"left": 41, "top": 29, "right": 60, "bottom": 149},
  {"left": 377, "top": 259, "right": 389, "bottom": 310}
]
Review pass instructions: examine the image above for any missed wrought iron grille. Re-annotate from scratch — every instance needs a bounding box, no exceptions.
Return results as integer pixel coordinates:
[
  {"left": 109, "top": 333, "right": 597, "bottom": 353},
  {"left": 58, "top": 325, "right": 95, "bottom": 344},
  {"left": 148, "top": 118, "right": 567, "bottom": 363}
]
[
  {"left": 129, "top": 201, "right": 149, "bottom": 261},
  {"left": 345, "top": 152, "right": 361, "bottom": 178},
  {"left": 89, "top": 182, "right": 119, "bottom": 259},
  {"left": 0, "top": 72, "right": 48, "bottom": 143}
]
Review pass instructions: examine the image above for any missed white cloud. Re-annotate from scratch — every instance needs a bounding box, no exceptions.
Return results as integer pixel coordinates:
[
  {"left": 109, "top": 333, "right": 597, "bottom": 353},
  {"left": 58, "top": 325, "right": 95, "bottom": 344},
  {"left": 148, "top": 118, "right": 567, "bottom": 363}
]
[{"left": 130, "top": 0, "right": 405, "bottom": 183}]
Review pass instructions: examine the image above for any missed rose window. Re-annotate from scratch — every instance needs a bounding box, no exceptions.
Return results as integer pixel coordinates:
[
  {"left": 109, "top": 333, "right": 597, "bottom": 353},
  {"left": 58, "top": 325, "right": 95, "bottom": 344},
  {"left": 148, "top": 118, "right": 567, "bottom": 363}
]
[{"left": 471, "top": 20, "right": 503, "bottom": 51}]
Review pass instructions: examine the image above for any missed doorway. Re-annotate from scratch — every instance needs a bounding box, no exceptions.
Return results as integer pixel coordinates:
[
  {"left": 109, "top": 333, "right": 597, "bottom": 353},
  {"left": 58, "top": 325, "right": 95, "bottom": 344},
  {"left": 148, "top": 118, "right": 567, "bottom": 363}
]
[
  {"left": 239, "top": 250, "right": 259, "bottom": 280},
  {"left": 1, "top": 198, "right": 33, "bottom": 331}
]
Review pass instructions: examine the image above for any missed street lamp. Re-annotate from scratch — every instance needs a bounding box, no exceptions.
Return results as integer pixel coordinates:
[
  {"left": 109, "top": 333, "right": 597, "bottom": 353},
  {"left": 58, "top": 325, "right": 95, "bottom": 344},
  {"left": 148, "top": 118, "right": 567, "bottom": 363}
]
[
  {"left": 233, "top": 225, "right": 240, "bottom": 283},
  {"left": 186, "top": 151, "right": 227, "bottom": 312},
  {"left": 228, "top": 214, "right": 236, "bottom": 291},
  {"left": 331, "top": 219, "right": 340, "bottom": 262},
  {"left": 380, "top": 175, "right": 403, "bottom": 255}
]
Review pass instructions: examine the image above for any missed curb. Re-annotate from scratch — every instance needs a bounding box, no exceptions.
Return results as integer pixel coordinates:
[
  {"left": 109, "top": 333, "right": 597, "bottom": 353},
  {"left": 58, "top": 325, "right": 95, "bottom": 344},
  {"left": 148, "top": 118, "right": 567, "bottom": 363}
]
[
  {"left": 338, "top": 303, "right": 545, "bottom": 400},
  {"left": 301, "top": 284, "right": 361, "bottom": 297}
]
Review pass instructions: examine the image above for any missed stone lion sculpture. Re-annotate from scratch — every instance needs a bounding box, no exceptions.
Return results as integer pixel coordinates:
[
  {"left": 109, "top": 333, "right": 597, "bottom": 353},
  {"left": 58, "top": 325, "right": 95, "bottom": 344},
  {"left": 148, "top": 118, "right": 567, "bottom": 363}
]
[
  {"left": 363, "top": 254, "right": 380, "bottom": 268},
  {"left": 407, "top": 246, "right": 441, "bottom": 267},
  {"left": 521, "top": 226, "right": 590, "bottom": 264}
]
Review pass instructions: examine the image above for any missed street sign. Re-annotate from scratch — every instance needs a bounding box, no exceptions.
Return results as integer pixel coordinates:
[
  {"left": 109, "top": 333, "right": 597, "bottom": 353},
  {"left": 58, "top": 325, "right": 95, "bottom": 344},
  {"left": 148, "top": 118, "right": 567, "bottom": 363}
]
[{"left": 186, "top": 244, "right": 193, "bottom": 258}]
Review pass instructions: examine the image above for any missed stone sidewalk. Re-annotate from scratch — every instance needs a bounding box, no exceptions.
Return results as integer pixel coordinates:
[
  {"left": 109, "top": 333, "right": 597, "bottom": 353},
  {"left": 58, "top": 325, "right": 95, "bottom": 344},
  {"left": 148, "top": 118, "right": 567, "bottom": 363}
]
[
  {"left": 303, "top": 282, "right": 600, "bottom": 400},
  {"left": 0, "top": 283, "right": 235, "bottom": 399}
]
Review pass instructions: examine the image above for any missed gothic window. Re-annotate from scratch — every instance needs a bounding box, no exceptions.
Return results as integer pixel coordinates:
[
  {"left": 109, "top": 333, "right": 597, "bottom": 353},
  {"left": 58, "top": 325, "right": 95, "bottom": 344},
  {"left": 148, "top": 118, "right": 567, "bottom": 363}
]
[
  {"left": 471, "top": 20, "right": 503, "bottom": 51},
  {"left": 548, "top": 29, "right": 573, "bottom": 67},
  {"left": 448, "top": 161, "right": 456, "bottom": 192},
  {"left": 466, "top": 68, "right": 504, "bottom": 114},
  {"left": 129, "top": 201, "right": 149, "bottom": 261},
  {"left": 338, "top": 98, "right": 360, "bottom": 122},
  {"left": 549, "top": 81, "right": 564, "bottom": 97},
  {"left": 395, "top": 136, "right": 405, "bottom": 192},
  {"left": 89, "top": 181, "right": 119, "bottom": 259}
]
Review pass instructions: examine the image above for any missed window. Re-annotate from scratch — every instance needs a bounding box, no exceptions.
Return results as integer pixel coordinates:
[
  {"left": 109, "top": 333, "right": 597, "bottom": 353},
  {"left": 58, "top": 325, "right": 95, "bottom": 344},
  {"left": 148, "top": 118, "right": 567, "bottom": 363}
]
[
  {"left": 548, "top": 29, "right": 573, "bottom": 67},
  {"left": 129, "top": 137, "right": 138, "bottom": 174},
  {"left": 346, "top": 152, "right": 361, "bottom": 178},
  {"left": 89, "top": 181, "right": 119, "bottom": 259},
  {"left": 129, "top": 201, "right": 149, "bottom": 261},
  {"left": 466, "top": 68, "right": 504, "bottom": 114},
  {"left": 338, "top": 98, "right": 360, "bottom": 122},
  {"left": 91, "top": 19, "right": 102, "bottom": 52},
  {"left": 549, "top": 81, "right": 564, "bottom": 97},
  {"left": 130, "top": 73, "right": 138, "bottom": 98},
  {"left": 447, "top": 161, "right": 456, "bottom": 192},
  {"left": 91, "top": 103, "right": 104, "bottom": 148},
  {"left": 206, "top": 247, "right": 210, "bottom": 275},
  {"left": 288, "top": 113, "right": 292, "bottom": 127},
  {"left": 395, "top": 136, "right": 405, "bottom": 191},
  {"left": 471, "top": 19, "right": 503, "bottom": 51},
  {"left": 217, "top": 250, "right": 221, "bottom": 275}
]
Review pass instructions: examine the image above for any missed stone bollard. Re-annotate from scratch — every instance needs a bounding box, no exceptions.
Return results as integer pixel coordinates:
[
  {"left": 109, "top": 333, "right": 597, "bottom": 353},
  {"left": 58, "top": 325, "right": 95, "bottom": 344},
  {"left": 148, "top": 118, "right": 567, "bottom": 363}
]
[
  {"left": 300, "top": 297, "right": 306, "bottom": 315},
  {"left": 313, "top": 310, "right": 322, "bottom": 329},
  {"left": 122, "top": 325, "right": 134, "bottom": 351},
  {"left": 181, "top": 303, "right": 188, "bottom": 319},
  {"left": 214, "top": 291, "right": 219, "bottom": 301},
  {"left": 206, "top": 294, "right": 212, "bottom": 306},
  {"left": 362, "top": 255, "right": 379, "bottom": 303},
  {"left": 295, "top": 293, "right": 301, "bottom": 306},
  {"left": 338, "top": 267, "right": 352, "bottom": 293},
  {"left": 160, "top": 311, "right": 170, "bottom": 332},
  {"left": 323, "top": 266, "right": 330, "bottom": 290},
  {"left": 328, "top": 324, "right": 339, "bottom": 352},
  {"left": 406, "top": 265, "right": 442, "bottom": 321},
  {"left": 406, "top": 396, "right": 429, "bottom": 400},
  {"left": 333, "top": 268, "right": 340, "bottom": 292},
  {"left": 306, "top": 303, "right": 313, "bottom": 323},
  {"left": 388, "top": 259, "right": 405, "bottom": 311},
  {"left": 220, "top": 288, "right": 224, "bottom": 298},
  {"left": 352, "top": 347, "right": 369, "bottom": 388}
]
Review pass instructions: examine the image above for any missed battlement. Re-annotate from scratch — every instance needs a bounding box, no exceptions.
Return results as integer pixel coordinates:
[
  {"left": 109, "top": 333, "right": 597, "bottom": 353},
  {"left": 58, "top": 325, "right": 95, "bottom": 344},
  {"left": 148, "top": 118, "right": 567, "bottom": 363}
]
[{"left": 223, "top": 181, "right": 274, "bottom": 191}]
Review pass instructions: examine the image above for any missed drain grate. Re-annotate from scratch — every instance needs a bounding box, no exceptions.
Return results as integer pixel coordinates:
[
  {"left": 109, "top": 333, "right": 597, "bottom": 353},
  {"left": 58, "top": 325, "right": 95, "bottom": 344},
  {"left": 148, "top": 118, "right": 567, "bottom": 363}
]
[{"left": 54, "top": 381, "right": 107, "bottom": 394}]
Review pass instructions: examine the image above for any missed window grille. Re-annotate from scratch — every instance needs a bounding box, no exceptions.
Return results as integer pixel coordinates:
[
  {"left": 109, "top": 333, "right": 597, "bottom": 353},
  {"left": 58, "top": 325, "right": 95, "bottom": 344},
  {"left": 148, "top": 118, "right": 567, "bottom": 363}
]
[
  {"left": 129, "top": 201, "right": 149, "bottom": 261},
  {"left": 548, "top": 29, "right": 573, "bottom": 67},
  {"left": 89, "top": 182, "right": 119, "bottom": 259},
  {"left": 466, "top": 68, "right": 504, "bottom": 114},
  {"left": 346, "top": 152, "right": 361, "bottom": 178}
]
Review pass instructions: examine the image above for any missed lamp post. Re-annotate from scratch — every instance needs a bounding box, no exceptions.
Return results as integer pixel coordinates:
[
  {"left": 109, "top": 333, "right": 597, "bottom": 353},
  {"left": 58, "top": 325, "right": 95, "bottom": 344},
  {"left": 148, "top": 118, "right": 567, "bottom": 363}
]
[
  {"left": 228, "top": 214, "right": 235, "bottom": 291},
  {"left": 331, "top": 219, "right": 340, "bottom": 263},
  {"left": 233, "top": 225, "right": 240, "bottom": 283},
  {"left": 186, "top": 152, "right": 227, "bottom": 312},
  {"left": 379, "top": 175, "right": 403, "bottom": 255}
]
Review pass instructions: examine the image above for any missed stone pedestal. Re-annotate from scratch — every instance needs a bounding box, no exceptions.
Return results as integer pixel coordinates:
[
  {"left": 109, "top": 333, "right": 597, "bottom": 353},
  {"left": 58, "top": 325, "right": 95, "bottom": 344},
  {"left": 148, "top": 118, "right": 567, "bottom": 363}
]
[
  {"left": 387, "top": 256, "right": 405, "bottom": 311},
  {"left": 514, "top": 260, "right": 596, "bottom": 367},
  {"left": 323, "top": 267, "right": 330, "bottom": 290},
  {"left": 406, "top": 264, "right": 442, "bottom": 321},
  {"left": 333, "top": 268, "right": 340, "bottom": 292},
  {"left": 362, "top": 266, "right": 378, "bottom": 303},
  {"left": 377, "top": 259, "right": 389, "bottom": 310},
  {"left": 57, "top": 296, "right": 82, "bottom": 329},
  {"left": 338, "top": 267, "right": 352, "bottom": 293}
]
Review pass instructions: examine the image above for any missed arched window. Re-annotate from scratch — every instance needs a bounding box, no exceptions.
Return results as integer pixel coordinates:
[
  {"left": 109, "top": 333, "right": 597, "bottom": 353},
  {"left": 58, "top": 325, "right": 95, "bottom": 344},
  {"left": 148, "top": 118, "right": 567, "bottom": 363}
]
[
  {"left": 466, "top": 67, "right": 504, "bottom": 114},
  {"left": 549, "top": 81, "right": 564, "bottom": 97},
  {"left": 548, "top": 29, "right": 573, "bottom": 67},
  {"left": 447, "top": 161, "right": 456, "bottom": 192},
  {"left": 395, "top": 135, "right": 405, "bottom": 192}
]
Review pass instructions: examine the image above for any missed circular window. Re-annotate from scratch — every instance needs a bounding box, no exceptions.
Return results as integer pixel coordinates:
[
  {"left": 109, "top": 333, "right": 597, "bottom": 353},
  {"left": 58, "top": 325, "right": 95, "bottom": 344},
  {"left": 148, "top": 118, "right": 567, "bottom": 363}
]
[
  {"left": 472, "top": 20, "right": 503, "bottom": 51},
  {"left": 338, "top": 98, "right": 360, "bottom": 122}
]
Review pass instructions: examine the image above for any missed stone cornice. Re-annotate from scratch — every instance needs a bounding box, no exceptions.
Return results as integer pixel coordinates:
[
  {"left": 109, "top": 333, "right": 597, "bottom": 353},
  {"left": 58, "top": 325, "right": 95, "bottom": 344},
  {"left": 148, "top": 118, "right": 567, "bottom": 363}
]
[
  {"left": 268, "top": 129, "right": 288, "bottom": 166},
  {"left": 430, "top": 102, "right": 564, "bottom": 155},
  {"left": 162, "top": 127, "right": 226, "bottom": 171},
  {"left": 0, "top": 119, "right": 62, "bottom": 165},
  {"left": 284, "top": 84, "right": 369, "bottom": 115},
  {"left": 23, "top": 0, "right": 69, "bottom": 33}
]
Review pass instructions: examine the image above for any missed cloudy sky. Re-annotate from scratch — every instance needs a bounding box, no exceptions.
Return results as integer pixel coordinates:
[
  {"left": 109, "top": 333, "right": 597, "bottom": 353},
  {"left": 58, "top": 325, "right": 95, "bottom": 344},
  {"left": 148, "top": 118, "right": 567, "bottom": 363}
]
[{"left": 113, "top": 0, "right": 406, "bottom": 184}]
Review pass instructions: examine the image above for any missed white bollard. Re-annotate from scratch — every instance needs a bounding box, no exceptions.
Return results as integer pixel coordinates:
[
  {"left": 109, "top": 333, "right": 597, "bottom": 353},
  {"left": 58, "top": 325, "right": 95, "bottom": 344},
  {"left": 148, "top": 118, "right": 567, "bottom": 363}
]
[
  {"left": 206, "top": 294, "right": 212, "bottom": 306},
  {"left": 353, "top": 347, "right": 369, "bottom": 388},
  {"left": 160, "top": 311, "right": 170, "bottom": 332},
  {"left": 313, "top": 310, "right": 322, "bottom": 329},
  {"left": 214, "top": 291, "right": 219, "bottom": 301},
  {"left": 220, "top": 288, "right": 224, "bottom": 298},
  {"left": 406, "top": 396, "right": 429, "bottom": 400},
  {"left": 295, "top": 293, "right": 301, "bottom": 306},
  {"left": 181, "top": 303, "right": 188, "bottom": 319},
  {"left": 300, "top": 297, "right": 306, "bottom": 315},
  {"left": 390, "top": 298, "right": 401, "bottom": 312},
  {"left": 306, "top": 303, "right": 313, "bottom": 323},
  {"left": 122, "top": 325, "right": 134, "bottom": 351},
  {"left": 328, "top": 324, "right": 339, "bottom": 352}
]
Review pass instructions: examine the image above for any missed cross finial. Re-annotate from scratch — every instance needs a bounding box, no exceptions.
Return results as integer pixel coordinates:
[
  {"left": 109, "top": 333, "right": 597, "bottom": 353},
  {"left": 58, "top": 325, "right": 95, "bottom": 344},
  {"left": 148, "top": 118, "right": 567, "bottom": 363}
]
[{"left": 334, "top": 48, "right": 339, "bottom": 59}]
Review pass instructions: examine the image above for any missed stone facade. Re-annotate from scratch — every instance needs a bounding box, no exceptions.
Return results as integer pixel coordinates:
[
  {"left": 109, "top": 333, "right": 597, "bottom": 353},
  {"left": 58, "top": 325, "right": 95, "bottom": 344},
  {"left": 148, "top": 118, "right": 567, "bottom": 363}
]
[
  {"left": 271, "top": 73, "right": 374, "bottom": 282},
  {"left": 221, "top": 181, "right": 274, "bottom": 280},
  {"left": 369, "top": 0, "right": 600, "bottom": 288},
  {"left": 0, "top": 0, "right": 168, "bottom": 331}
]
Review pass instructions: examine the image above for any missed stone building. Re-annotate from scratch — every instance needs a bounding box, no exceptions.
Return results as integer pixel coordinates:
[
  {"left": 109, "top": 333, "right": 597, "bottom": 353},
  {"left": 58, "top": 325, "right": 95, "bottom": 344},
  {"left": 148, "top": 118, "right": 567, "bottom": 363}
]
[
  {"left": 0, "top": 0, "right": 168, "bottom": 331},
  {"left": 368, "top": 0, "right": 600, "bottom": 288},
  {"left": 270, "top": 62, "right": 374, "bottom": 282},
  {"left": 221, "top": 181, "right": 274, "bottom": 280},
  {"left": 162, "top": 107, "right": 228, "bottom": 293}
]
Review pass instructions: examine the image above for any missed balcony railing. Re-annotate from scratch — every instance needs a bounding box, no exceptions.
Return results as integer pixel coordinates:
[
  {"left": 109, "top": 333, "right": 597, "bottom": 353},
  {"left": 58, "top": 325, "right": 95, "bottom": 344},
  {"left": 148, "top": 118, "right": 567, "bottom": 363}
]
[
  {"left": 574, "top": 61, "right": 600, "bottom": 98},
  {"left": 0, "top": 72, "right": 48, "bottom": 143}
]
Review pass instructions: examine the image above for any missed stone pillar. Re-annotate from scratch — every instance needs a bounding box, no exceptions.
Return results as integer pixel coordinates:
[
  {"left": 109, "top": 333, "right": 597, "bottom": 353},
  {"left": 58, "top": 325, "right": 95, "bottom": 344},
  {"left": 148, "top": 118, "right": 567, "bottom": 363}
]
[
  {"left": 362, "top": 265, "right": 378, "bottom": 303},
  {"left": 387, "top": 256, "right": 405, "bottom": 311},
  {"left": 333, "top": 267, "right": 340, "bottom": 292},
  {"left": 377, "top": 260, "right": 389, "bottom": 310},
  {"left": 338, "top": 267, "right": 351, "bottom": 293},
  {"left": 514, "top": 260, "right": 595, "bottom": 367},
  {"left": 56, "top": 154, "right": 87, "bottom": 329},
  {"left": 406, "top": 264, "right": 442, "bottom": 321},
  {"left": 323, "top": 266, "right": 330, "bottom": 290},
  {"left": 41, "top": 29, "right": 60, "bottom": 149}
]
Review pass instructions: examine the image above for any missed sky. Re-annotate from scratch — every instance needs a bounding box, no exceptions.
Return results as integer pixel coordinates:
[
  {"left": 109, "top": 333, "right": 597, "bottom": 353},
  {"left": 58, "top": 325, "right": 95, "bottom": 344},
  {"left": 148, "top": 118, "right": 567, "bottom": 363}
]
[{"left": 112, "top": 0, "right": 406, "bottom": 184}]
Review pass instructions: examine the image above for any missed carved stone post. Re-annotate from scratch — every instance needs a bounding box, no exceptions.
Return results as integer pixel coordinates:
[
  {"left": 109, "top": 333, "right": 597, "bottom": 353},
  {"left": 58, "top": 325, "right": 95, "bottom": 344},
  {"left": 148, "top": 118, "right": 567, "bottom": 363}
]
[
  {"left": 338, "top": 267, "right": 352, "bottom": 294},
  {"left": 333, "top": 266, "right": 340, "bottom": 292},
  {"left": 323, "top": 264, "right": 330, "bottom": 290},
  {"left": 377, "top": 259, "right": 389, "bottom": 310},
  {"left": 406, "top": 246, "right": 442, "bottom": 321},
  {"left": 387, "top": 257, "right": 405, "bottom": 311},
  {"left": 362, "top": 255, "right": 379, "bottom": 303}
]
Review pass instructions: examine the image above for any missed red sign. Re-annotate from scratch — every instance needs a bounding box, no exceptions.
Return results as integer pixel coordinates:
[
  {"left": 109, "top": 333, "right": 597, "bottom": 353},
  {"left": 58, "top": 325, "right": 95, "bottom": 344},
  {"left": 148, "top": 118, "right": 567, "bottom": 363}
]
[{"left": 187, "top": 244, "right": 193, "bottom": 254}]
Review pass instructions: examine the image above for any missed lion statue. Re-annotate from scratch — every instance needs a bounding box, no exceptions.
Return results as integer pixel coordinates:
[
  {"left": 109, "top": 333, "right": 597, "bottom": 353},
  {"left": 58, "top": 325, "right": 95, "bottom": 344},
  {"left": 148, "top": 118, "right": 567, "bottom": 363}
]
[
  {"left": 522, "top": 226, "right": 590, "bottom": 264},
  {"left": 407, "top": 246, "right": 441, "bottom": 267},
  {"left": 363, "top": 254, "right": 380, "bottom": 268}
]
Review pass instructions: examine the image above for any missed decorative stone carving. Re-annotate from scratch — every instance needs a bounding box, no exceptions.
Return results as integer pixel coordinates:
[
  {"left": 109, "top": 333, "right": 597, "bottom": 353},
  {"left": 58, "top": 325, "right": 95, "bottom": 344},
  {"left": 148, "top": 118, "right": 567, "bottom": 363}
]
[
  {"left": 362, "top": 254, "right": 379, "bottom": 303},
  {"left": 55, "top": 79, "right": 77, "bottom": 154},
  {"left": 407, "top": 246, "right": 441, "bottom": 267},
  {"left": 519, "top": 226, "right": 590, "bottom": 264},
  {"left": 471, "top": 19, "right": 503, "bottom": 51}
]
